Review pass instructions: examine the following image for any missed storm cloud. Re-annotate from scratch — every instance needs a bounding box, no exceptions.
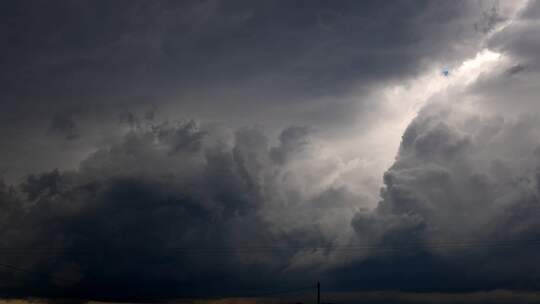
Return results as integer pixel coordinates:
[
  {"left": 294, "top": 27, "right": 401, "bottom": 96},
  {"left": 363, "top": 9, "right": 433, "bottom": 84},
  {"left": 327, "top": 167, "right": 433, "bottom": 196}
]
[
  {"left": 339, "top": 0, "right": 540, "bottom": 293},
  {"left": 0, "top": 120, "right": 368, "bottom": 300},
  {"left": 344, "top": 102, "right": 540, "bottom": 291},
  {"left": 1, "top": 0, "right": 540, "bottom": 302},
  {"left": 0, "top": 0, "right": 511, "bottom": 182}
]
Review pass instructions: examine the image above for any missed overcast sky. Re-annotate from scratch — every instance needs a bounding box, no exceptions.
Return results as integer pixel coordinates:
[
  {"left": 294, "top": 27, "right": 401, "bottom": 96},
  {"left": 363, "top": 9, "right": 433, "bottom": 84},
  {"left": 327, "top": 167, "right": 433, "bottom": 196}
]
[{"left": 1, "top": 0, "right": 540, "bottom": 303}]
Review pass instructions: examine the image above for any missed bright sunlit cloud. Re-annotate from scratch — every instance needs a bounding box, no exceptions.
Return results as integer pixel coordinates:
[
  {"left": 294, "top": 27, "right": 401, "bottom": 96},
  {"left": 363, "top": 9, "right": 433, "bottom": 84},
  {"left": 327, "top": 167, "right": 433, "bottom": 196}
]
[{"left": 332, "top": 49, "right": 506, "bottom": 200}]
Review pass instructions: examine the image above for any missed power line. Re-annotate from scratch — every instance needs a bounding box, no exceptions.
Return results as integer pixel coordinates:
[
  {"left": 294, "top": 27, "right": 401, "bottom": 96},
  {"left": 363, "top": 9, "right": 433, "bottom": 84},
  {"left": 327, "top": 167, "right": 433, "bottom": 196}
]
[
  {"left": 0, "top": 260, "right": 315, "bottom": 299},
  {"left": 1, "top": 238, "right": 540, "bottom": 255},
  {"left": 236, "top": 285, "right": 314, "bottom": 298},
  {"left": 0, "top": 262, "right": 76, "bottom": 285}
]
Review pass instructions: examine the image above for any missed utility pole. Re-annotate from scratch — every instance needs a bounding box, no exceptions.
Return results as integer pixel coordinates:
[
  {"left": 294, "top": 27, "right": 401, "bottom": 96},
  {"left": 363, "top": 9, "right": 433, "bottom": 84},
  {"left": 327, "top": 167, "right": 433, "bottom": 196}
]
[{"left": 317, "top": 281, "right": 320, "bottom": 304}]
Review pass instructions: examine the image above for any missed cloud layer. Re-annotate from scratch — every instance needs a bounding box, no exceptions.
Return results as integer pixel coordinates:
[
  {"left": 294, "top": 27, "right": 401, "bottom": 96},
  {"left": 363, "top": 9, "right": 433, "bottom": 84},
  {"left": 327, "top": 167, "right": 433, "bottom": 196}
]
[
  {"left": 1, "top": 0, "right": 540, "bottom": 302},
  {"left": 0, "top": 121, "right": 369, "bottom": 300},
  {"left": 0, "top": 0, "right": 509, "bottom": 182},
  {"left": 339, "top": 0, "right": 540, "bottom": 292}
]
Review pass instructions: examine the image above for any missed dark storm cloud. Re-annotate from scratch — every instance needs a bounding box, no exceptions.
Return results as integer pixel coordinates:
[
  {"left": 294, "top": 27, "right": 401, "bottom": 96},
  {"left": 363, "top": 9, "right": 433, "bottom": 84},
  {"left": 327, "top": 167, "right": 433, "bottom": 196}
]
[
  {"left": 0, "top": 0, "right": 505, "bottom": 181},
  {"left": 2, "top": 0, "right": 539, "bottom": 302},
  {"left": 50, "top": 113, "right": 79, "bottom": 141},
  {"left": 0, "top": 0, "right": 495, "bottom": 102},
  {"left": 0, "top": 120, "right": 365, "bottom": 301},
  {"left": 328, "top": 9, "right": 540, "bottom": 292},
  {"left": 327, "top": 1, "right": 540, "bottom": 292},
  {"left": 332, "top": 102, "right": 540, "bottom": 292}
]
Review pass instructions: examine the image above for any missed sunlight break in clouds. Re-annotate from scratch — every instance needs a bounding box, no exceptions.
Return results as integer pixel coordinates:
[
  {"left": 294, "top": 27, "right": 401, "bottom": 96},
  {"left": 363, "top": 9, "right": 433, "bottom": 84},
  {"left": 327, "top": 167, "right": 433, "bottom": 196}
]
[{"left": 336, "top": 49, "right": 505, "bottom": 199}]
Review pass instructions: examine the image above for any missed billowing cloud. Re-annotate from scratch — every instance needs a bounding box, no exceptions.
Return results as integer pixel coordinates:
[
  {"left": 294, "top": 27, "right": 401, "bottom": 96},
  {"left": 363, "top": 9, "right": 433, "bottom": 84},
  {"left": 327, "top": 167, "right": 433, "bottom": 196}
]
[
  {"left": 0, "top": 0, "right": 513, "bottom": 182},
  {"left": 0, "top": 120, "right": 370, "bottom": 300},
  {"left": 339, "top": 0, "right": 540, "bottom": 292},
  {"left": 1, "top": 0, "right": 540, "bottom": 302},
  {"left": 342, "top": 103, "right": 540, "bottom": 290}
]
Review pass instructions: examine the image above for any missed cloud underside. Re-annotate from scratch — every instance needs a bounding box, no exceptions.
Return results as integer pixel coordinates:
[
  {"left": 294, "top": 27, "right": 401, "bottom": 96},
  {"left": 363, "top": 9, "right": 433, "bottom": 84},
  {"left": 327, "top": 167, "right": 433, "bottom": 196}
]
[
  {"left": 4, "top": 105, "right": 540, "bottom": 299},
  {"left": 0, "top": 0, "right": 507, "bottom": 182}
]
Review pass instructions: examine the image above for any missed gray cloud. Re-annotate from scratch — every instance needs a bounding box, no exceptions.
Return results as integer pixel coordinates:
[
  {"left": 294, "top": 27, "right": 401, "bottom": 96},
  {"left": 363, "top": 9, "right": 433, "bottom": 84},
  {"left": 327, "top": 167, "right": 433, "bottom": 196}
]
[
  {"left": 1, "top": 0, "right": 540, "bottom": 301},
  {"left": 334, "top": 1, "right": 540, "bottom": 291},
  {"left": 50, "top": 113, "right": 80, "bottom": 141},
  {"left": 0, "top": 0, "right": 507, "bottom": 181},
  {"left": 339, "top": 101, "right": 540, "bottom": 291},
  {"left": 0, "top": 120, "right": 368, "bottom": 300},
  {"left": 464, "top": 0, "right": 540, "bottom": 119},
  {"left": 332, "top": 1, "right": 540, "bottom": 292}
]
